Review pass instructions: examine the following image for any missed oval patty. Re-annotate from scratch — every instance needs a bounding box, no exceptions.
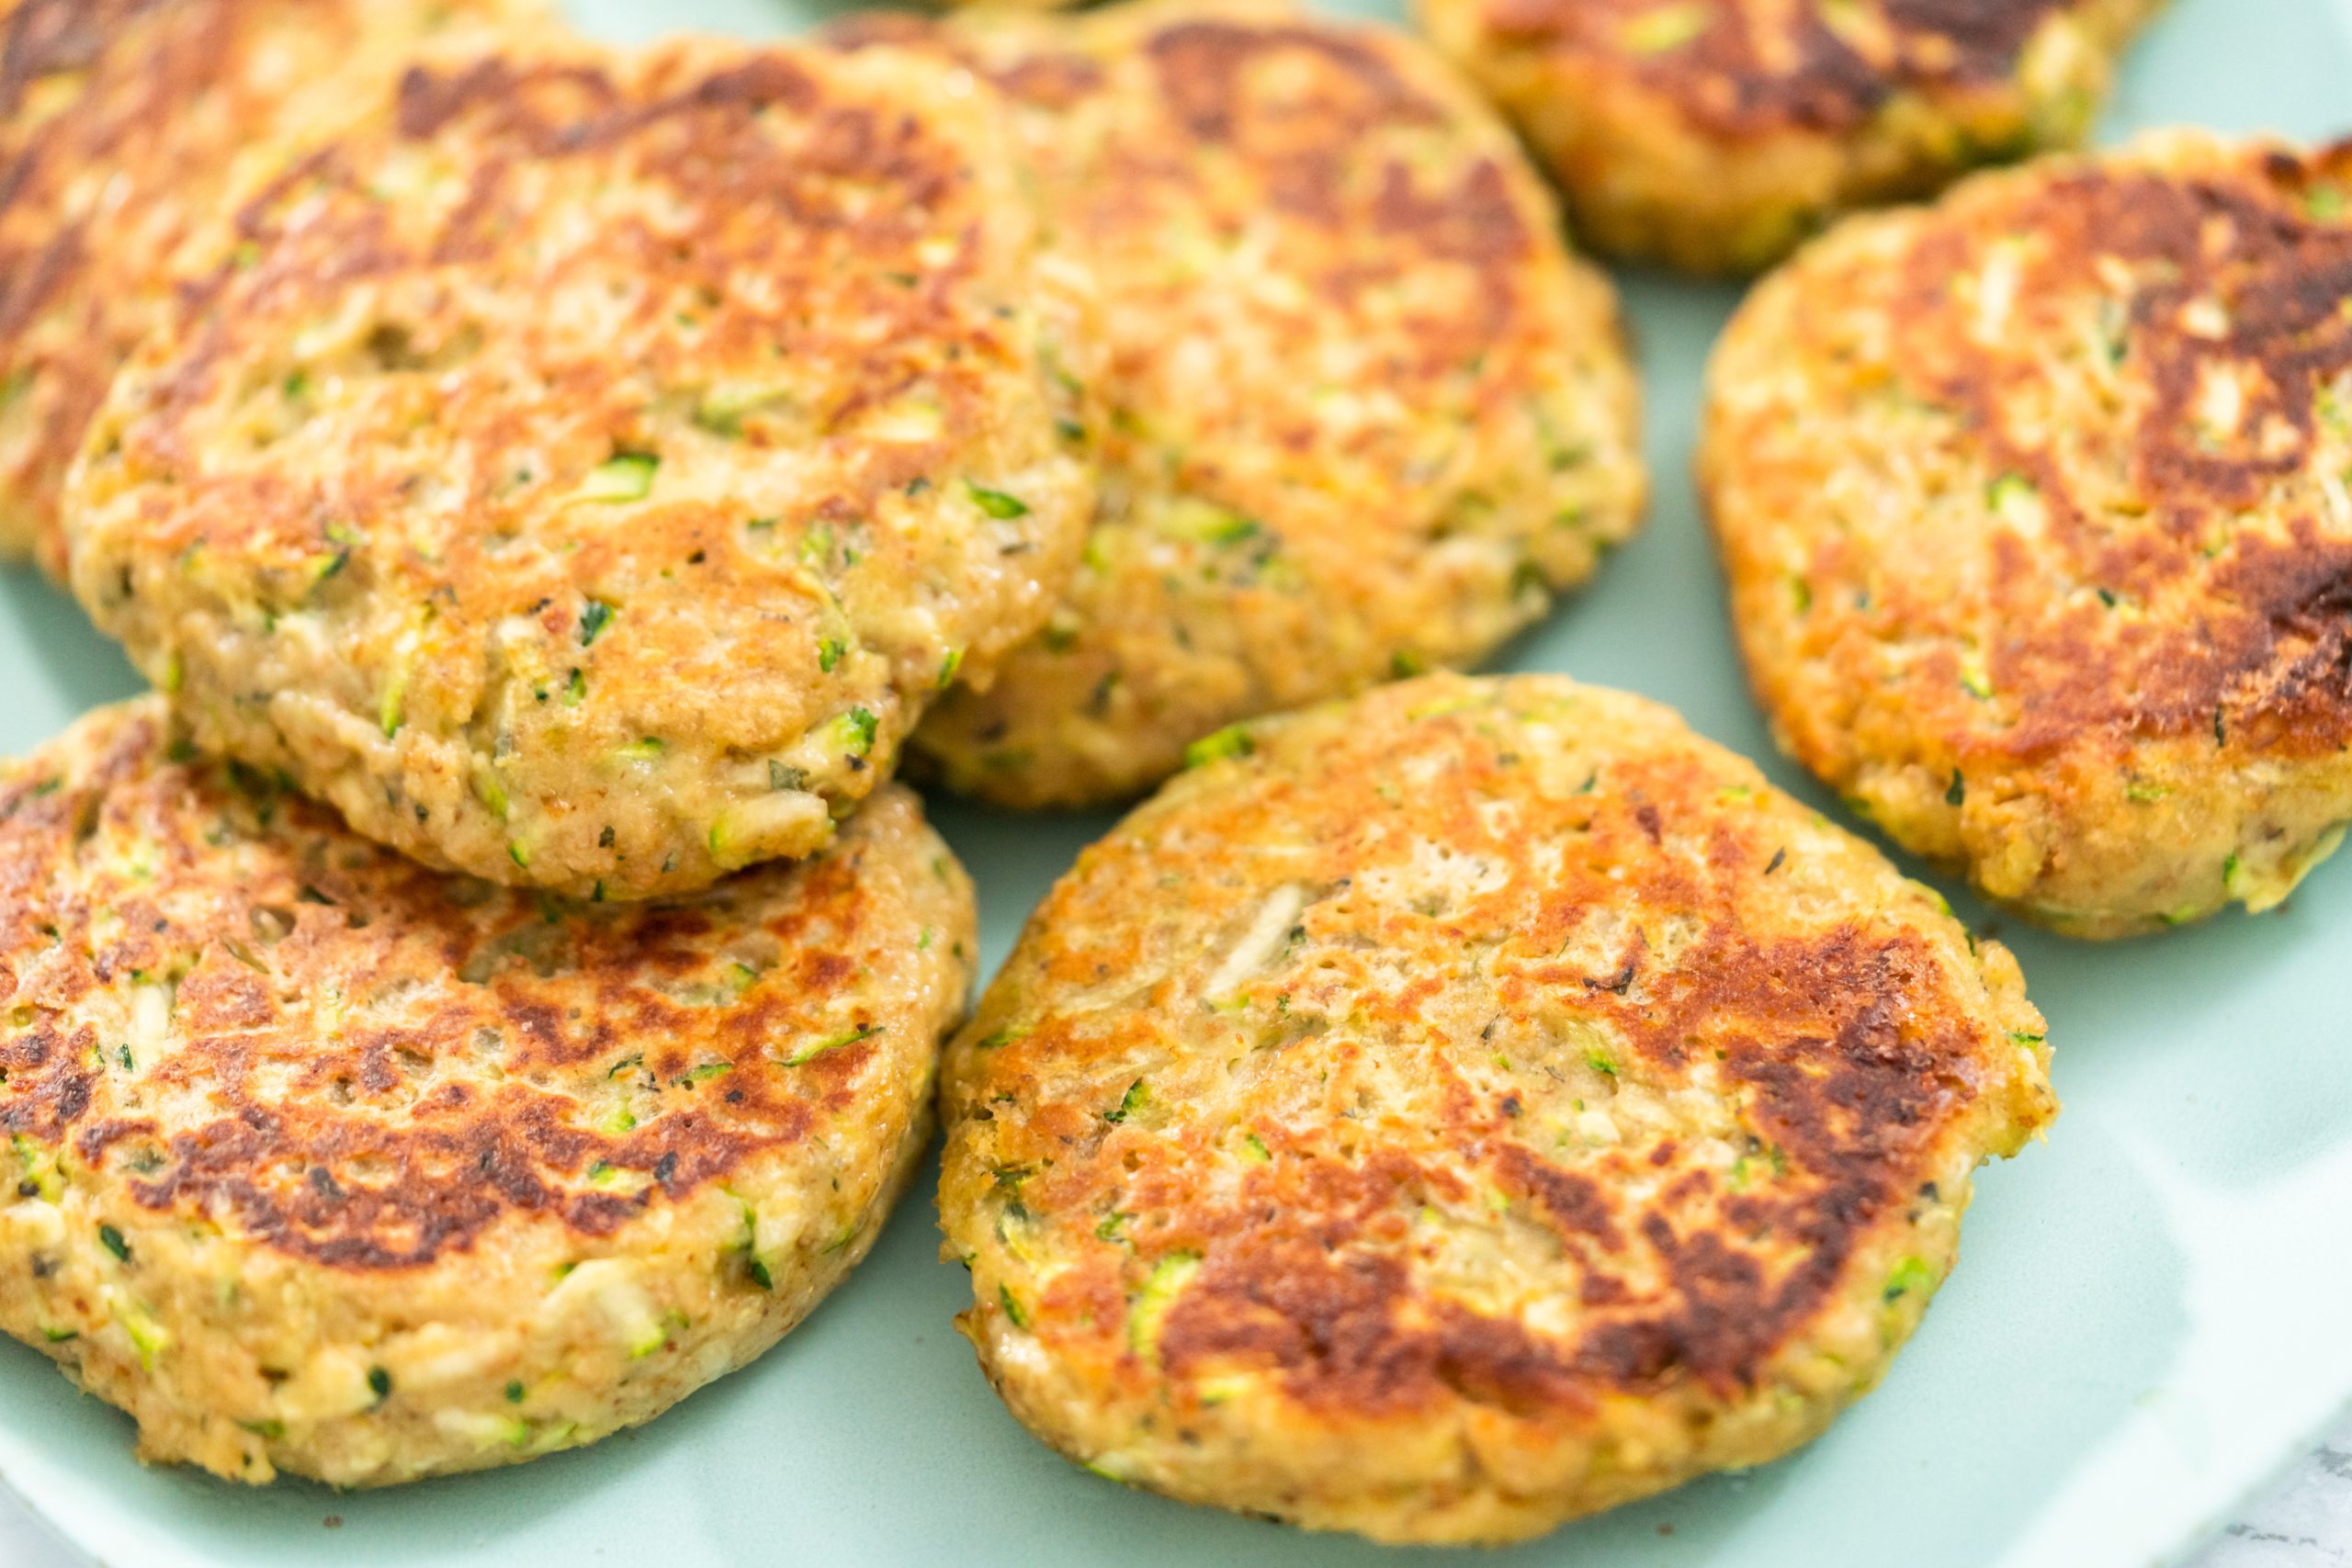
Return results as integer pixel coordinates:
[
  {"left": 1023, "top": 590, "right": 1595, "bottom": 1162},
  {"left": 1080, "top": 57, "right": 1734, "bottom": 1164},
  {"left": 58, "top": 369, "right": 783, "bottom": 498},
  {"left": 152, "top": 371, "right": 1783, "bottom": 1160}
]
[
  {"left": 834, "top": 0, "right": 1645, "bottom": 808},
  {"left": 1704, "top": 131, "right": 2352, "bottom": 937},
  {"left": 1419, "top": 0, "right": 2163, "bottom": 273},
  {"left": 0, "top": 698, "right": 975, "bottom": 1486},
  {"left": 64, "top": 34, "right": 1091, "bottom": 899},
  {"left": 939, "top": 672, "right": 2052, "bottom": 1544}
]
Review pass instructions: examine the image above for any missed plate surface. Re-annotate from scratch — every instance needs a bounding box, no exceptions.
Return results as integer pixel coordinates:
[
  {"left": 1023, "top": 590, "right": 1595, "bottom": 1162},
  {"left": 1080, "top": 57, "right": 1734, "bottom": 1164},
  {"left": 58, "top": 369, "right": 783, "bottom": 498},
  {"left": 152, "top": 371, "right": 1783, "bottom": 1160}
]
[{"left": 4, "top": 1, "right": 2349, "bottom": 1563}]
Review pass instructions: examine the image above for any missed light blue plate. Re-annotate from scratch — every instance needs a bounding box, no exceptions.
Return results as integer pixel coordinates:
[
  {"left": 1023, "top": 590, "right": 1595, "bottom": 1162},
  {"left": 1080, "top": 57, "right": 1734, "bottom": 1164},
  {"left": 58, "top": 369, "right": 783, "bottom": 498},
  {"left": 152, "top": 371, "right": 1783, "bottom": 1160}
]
[{"left": 5, "top": 1, "right": 2350, "bottom": 1562}]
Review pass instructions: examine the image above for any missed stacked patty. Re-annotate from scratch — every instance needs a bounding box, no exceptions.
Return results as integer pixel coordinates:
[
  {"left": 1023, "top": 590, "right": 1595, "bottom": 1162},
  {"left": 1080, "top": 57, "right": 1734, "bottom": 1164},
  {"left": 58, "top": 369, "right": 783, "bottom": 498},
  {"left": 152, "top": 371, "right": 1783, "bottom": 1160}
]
[
  {"left": 65, "top": 34, "right": 1092, "bottom": 899},
  {"left": 1420, "top": 0, "right": 2162, "bottom": 273},
  {"left": 943, "top": 674, "right": 2052, "bottom": 1542},
  {"left": 0, "top": 699, "right": 975, "bottom": 1484},
  {"left": 838, "top": 0, "right": 1645, "bottom": 807},
  {"left": 6, "top": 11, "right": 1063, "bottom": 1485},
  {"left": 0, "top": 0, "right": 547, "bottom": 578},
  {"left": 1705, "top": 131, "right": 2352, "bottom": 936}
]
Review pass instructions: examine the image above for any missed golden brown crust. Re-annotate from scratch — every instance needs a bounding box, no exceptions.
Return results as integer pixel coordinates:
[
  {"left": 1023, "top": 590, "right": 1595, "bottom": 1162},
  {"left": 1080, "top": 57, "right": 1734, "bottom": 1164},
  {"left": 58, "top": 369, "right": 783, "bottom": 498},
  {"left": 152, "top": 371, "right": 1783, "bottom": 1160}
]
[
  {"left": 941, "top": 673, "right": 2052, "bottom": 1542},
  {"left": 0, "top": 699, "right": 971, "bottom": 1269},
  {"left": 1419, "top": 0, "right": 2164, "bottom": 272},
  {"left": 1705, "top": 132, "right": 2352, "bottom": 934},
  {"left": 0, "top": 698, "right": 976, "bottom": 1483},
  {"left": 839, "top": 1, "right": 1644, "bottom": 807},
  {"left": 1472, "top": 0, "right": 2077, "bottom": 138},
  {"left": 0, "top": 0, "right": 541, "bottom": 575},
  {"left": 63, "top": 36, "right": 1091, "bottom": 898}
]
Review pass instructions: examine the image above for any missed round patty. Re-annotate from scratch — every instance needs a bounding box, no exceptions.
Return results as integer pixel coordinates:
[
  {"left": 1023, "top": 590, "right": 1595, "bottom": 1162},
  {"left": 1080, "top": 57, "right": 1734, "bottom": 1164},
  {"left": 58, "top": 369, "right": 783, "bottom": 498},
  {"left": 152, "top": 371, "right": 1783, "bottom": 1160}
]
[
  {"left": 837, "top": 1, "right": 1645, "bottom": 808},
  {"left": 0, "top": 697, "right": 975, "bottom": 1486},
  {"left": 1704, "top": 132, "right": 2352, "bottom": 938},
  {"left": 0, "top": 0, "right": 542, "bottom": 579},
  {"left": 939, "top": 672, "right": 2052, "bottom": 1544},
  {"left": 64, "top": 36, "right": 1092, "bottom": 899},
  {"left": 1419, "top": 0, "right": 2162, "bottom": 274}
]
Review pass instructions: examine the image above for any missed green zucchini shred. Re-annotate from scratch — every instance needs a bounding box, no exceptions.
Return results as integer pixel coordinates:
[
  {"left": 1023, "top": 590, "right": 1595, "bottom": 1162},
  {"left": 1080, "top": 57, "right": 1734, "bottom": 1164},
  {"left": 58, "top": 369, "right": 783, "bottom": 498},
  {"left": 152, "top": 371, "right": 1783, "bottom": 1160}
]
[
  {"left": 1101, "top": 1079, "right": 1148, "bottom": 1124},
  {"left": 786, "top": 1023, "right": 883, "bottom": 1067},
  {"left": 998, "top": 1283, "right": 1031, "bottom": 1330},
  {"left": 1182, "top": 726, "right": 1255, "bottom": 768},
  {"left": 966, "top": 481, "right": 1029, "bottom": 520},
  {"left": 571, "top": 453, "right": 659, "bottom": 505},
  {"left": 830, "top": 707, "right": 879, "bottom": 757},
  {"left": 1883, "top": 1256, "right": 1936, "bottom": 1303}
]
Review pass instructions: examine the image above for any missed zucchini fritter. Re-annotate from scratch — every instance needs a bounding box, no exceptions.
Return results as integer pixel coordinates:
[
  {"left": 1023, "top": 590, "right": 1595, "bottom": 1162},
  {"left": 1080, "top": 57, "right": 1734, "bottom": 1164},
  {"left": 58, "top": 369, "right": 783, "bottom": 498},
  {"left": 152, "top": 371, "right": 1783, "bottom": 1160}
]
[
  {"left": 941, "top": 673, "right": 2052, "bottom": 1543},
  {"left": 1704, "top": 132, "right": 2352, "bottom": 936},
  {"left": 1419, "top": 0, "right": 2161, "bottom": 274},
  {"left": 0, "top": 698, "right": 975, "bottom": 1485},
  {"left": 839, "top": 1, "right": 1645, "bottom": 807},
  {"left": 65, "top": 37, "right": 1092, "bottom": 897}
]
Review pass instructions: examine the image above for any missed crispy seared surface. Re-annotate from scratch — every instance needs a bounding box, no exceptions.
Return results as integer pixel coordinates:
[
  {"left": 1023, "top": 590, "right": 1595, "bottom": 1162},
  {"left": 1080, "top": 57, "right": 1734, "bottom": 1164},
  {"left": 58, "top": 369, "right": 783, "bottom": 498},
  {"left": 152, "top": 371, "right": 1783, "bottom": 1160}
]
[
  {"left": 1419, "top": 0, "right": 2162, "bottom": 272},
  {"left": 940, "top": 673, "right": 2052, "bottom": 1543},
  {"left": 65, "top": 35, "right": 1091, "bottom": 897},
  {"left": 833, "top": 0, "right": 1644, "bottom": 807},
  {"left": 0, "top": 698, "right": 975, "bottom": 1484},
  {"left": 1705, "top": 132, "right": 2352, "bottom": 936},
  {"left": 0, "top": 0, "right": 541, "bottom": 576}
]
